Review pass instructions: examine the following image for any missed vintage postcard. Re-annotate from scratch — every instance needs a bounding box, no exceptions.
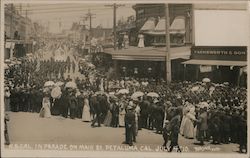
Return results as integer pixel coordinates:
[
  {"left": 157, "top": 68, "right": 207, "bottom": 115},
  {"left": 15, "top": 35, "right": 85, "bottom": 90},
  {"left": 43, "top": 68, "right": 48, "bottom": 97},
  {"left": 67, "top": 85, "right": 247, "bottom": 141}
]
[{"left": 1, "top": 0, "right": 249, "bottom": 157}]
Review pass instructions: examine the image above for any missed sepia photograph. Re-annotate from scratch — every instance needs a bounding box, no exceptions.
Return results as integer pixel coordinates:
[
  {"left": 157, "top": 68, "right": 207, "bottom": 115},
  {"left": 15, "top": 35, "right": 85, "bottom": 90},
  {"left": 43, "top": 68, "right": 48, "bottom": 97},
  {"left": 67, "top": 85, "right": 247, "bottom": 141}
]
[{"left": 1, "top": 0, "right": 249, "bottom": 157}]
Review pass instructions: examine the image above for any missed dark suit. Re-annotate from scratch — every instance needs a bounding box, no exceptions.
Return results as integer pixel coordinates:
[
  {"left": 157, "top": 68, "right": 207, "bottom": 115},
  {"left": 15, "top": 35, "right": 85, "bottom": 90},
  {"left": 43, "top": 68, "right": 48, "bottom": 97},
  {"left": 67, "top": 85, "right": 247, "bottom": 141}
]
[
  {"left": 169, "top": 114, "right": 181, "bottom": 152},
  {"left": 222, "top": 112, "right": 231, "bottom": 143},
  {"left": 91, "top": 96, "right": 101, "bottom": 127},
  {"left": 125, "top": 110, "right": 135, "bottom": 146},
  {"left": 140, "top": 100, "right": 150, "bottom": 128},
  {"left": 197, "top": 111, "right": 208, "bottom": 145},
  {"left": 69, "top": 96, "right": 78, "bottom": 119}
]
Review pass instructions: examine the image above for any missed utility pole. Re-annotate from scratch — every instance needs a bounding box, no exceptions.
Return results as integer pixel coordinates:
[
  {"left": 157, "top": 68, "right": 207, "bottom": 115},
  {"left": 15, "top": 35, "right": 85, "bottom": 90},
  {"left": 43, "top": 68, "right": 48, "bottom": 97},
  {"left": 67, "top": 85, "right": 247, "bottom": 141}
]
[
  {"left": 85, "top": 9, "right": 96, "bottom": 39},
  {"left": 25, "top": 4, "right": 28, "bottom": 41},
  {"left": 105, "top": 3, "right": 125, "bottom": 50},
  {"left": 19, "top": 4, "right": 22, "bottom": 15},
  {"left": 113, "top": 4, "right": 117, "bottom": 50},
  {"left": 10, "top": 4, "right": 14, "bottom": 39},
  {"left": 165, "top": 4, "right": 171, "bottom": 83}
]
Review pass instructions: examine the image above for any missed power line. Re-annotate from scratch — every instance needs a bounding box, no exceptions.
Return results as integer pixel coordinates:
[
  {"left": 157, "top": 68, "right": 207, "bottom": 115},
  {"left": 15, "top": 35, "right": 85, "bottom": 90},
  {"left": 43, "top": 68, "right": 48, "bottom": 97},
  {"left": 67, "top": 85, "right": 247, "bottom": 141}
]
[
  {"left": 15, "top": 6, "right": 112, "bottom": 12},
  {"left": 16, "top": 7, "right": 114, "bottom": 15}
]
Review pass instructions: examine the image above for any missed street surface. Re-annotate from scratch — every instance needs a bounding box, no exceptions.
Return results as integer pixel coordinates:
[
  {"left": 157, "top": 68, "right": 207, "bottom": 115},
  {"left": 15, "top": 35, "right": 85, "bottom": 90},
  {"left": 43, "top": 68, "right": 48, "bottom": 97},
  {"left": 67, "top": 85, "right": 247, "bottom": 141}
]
[{"left": 5, "top": 112, "right": 241, "bottom": 153}]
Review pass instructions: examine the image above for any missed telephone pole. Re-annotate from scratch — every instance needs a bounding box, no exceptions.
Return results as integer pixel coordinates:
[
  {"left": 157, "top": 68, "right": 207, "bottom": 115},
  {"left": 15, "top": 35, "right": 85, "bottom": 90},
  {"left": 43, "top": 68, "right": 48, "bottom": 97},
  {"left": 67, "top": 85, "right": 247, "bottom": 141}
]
[
  {"left": 165, "top": 4, "right": 171, "bottom": 83},
  {"left": 85, "top": 9, "right": 96, "bottom": 39},
  {"left": 10, "top": 4, "right": 14, "bottom": 39},
  {"left": 105, "top": 3, "right": 125, "bottom": 50}
]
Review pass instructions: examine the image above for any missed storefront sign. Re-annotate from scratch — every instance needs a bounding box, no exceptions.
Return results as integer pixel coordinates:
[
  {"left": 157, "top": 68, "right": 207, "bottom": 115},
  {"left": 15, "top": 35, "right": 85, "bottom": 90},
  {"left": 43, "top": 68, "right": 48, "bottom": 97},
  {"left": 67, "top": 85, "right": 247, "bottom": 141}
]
[
  {"left": 191, "top": 46, "right": 247, "bottom": 61},
  {"left": 200, "top": 65, "right": 212, "bottom": 73}
]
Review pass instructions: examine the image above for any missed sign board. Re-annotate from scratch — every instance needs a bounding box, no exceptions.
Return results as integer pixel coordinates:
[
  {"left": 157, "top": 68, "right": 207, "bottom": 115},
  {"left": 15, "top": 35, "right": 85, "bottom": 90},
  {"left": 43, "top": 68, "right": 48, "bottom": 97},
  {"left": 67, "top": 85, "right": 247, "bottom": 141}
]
[
  {"left": 200, "top": 65, "right": 212, "bottom": 73},
  {"left": 194, "top": 10, "right": 248, "bottom": 46},
  {"left": 191, "top": 46, "right": 247, "bottom": 61}
]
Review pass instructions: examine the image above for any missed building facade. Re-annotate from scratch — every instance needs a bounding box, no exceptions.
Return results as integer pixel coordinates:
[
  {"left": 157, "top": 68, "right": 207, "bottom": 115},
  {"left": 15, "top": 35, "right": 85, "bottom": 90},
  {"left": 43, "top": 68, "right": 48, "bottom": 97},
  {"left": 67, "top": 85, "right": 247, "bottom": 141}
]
[
  {"left": 132, "top": 4, "right": 193, "bottom": 45},
  {"left": 4, "top": 4, "right": 30, "bottom": 40},
  {"left": 182, "top": 3, "right": 248, "bottom": 86}
]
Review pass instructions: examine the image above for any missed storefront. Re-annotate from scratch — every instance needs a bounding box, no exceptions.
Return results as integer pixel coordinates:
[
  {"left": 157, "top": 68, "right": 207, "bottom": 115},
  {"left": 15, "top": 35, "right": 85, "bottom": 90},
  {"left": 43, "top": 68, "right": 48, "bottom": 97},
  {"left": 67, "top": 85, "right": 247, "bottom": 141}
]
[
  {"left": 182, "top": 46, "right": 247, "bottom": 86},
  {"left": 104, "top": 46, "right": 191, "bottom": 81},
  {"left": 4, "top": 39, "right": 33, "bottom": 59}
]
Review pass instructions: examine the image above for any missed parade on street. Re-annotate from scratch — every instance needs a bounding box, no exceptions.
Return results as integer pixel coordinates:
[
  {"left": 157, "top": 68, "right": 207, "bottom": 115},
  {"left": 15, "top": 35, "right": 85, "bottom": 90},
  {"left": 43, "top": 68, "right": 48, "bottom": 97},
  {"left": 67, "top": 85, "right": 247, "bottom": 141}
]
[{"left": 3, "top": 2, "right": 248, "bottom": 157}]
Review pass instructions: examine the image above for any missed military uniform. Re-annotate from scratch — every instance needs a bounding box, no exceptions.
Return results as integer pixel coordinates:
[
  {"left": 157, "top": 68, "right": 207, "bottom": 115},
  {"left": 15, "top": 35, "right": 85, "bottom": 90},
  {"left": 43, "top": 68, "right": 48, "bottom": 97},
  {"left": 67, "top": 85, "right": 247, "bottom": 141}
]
[{"left": 125, "top": 107, "right": 136, "bottom": 146}]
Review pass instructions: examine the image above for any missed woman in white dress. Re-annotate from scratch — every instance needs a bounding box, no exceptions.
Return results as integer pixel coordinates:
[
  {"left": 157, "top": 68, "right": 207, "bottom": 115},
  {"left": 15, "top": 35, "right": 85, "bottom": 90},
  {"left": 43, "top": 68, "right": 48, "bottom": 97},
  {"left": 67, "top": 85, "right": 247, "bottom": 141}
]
[
  {"left": 124, "top": 34, "right": 129, "bottom": 49},
  {"left": 82, "top": 96, "right": 91, "bottom": 122},
  {"left": 118, "top": 100, "right": 126, "bottom": 127},
  {"left": 39, "top": 96, "right": 51, "bottom": 118},
  {"left": 183, "top": 106, "right": 196, "bottom": 139},
  {"left": 138, "top": 34, "right": 145, "bottom": 48},
  {"left": 134, "top": 103, "right": 141, "bottom": 136},
  {"left": 99, "top": 78, "right": 104, "bottom": 91},
  {"left": 180, "top": 105, "right": 189, "bottom": 136}
]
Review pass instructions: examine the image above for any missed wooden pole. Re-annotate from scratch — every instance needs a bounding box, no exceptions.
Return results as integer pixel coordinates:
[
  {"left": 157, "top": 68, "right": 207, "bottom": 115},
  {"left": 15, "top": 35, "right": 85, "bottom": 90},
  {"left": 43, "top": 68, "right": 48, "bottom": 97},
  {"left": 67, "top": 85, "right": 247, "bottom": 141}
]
[
  {"left": 113, "top": 3, "right": 117, "bottom": 50},
  {"left": 165, "top": 4, "right": 171, "bottom": 83}
]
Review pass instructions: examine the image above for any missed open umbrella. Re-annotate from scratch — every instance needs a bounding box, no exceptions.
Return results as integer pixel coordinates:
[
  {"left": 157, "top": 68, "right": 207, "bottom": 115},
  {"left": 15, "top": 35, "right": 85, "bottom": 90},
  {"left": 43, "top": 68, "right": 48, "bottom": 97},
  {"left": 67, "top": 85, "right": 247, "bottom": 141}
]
[
  {"left": 51, "top": 86, "right": 62, "bottom": 99},
  {"left": 109, "top": 92, "right": 117, "bottom": 99},
  {"left": 117, "top": 89, "right": 129, "bottom": 95},
  {"left": 191, "top": 86, "right": 199, "bottom": 92},
  {"left": 43, "top": 87, "right": 50, "bottom": 93},
  {"left": 198, "top": 102, "right": 209, "bottom": 109},
  {"left": 5, "top": 59, "right": 11, "bottom": 63},
  {"left": 202, "top": 78, "right": 211, "bottom": 83},
  {"left": 65, "top": 81, "right": 77, "bottom": 89},
  {"left": 95, "top": 91, "right": 106, "bottom": 95},
  {"left": 79, "top": 58, "right": 86, "bottom": 62},
  {"left": 147, "top": 92, "right": 159, "bottom": 98},
  {"left": 55, "top": 81, "right": 64, "bottom": 87},
  {"left": 131, "top": 91, "right": 144, "bottom": 99},
  {"left": 87, "top": 63, "right": 95, "bottom": 68},
  {"left": 44, "top": 81, "right": 55, "bottom": 87},
  {"left": 223, "top": 82, "right": 229, "bottom": 86}
]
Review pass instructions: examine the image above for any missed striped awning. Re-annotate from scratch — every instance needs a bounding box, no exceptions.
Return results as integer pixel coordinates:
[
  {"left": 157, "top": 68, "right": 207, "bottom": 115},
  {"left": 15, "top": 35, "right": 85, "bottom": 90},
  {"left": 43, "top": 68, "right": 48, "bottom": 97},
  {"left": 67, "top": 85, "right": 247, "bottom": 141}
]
[
  {"left": 140, "top": 17, "right": 156, "bottom": 32},
  {"left": 144, "top": 16, "right": 186, "bottom": 36}
]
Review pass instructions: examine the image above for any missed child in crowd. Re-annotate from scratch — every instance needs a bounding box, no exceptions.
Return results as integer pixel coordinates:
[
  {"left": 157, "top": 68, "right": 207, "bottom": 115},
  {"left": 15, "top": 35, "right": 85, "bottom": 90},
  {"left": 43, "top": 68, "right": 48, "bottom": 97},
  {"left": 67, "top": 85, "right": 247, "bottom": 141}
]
[{"left": 162, "top": 120, "right": 171, "bottom": 149}]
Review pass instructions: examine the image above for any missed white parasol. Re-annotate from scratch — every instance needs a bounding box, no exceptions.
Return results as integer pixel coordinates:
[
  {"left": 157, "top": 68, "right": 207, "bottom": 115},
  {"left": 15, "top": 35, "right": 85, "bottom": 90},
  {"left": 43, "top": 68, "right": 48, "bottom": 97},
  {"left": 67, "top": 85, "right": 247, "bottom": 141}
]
[
  {"left": 191, "top": 86, "right": 199, "bottom": 92},
  {"left": 79, "top": 58, "right": 86, "bottom": 62},
  {"left": 95, "top": 91, "right": 106, "bottom": 95},
  {"left": 87, "top": 63, "right": 95, "bottom": 68},
  {"left": 131, "top": 91, "right": 144, "bottom": 99},
  {"left": 147, "top": 92, "right": 159, "bottom": 98},
  {"left": 198, "top": 102, "right": 209, "bottom": 109},
  {"left": 55, "top": 81, "right": 64, "bottom": 87},
  {"left": 202, "top": 78, "right": 211, "bottom": 83},
  {"left": 117, "top": 89, "right": 129, "bottom": 95},
  {"left": 51, "top": 86, "right": 62, "bottom": 99},
  {"left": 44, "top": 81, "right": 55, "bottom": 87},
  {"left": 65, "top": 81, "right": 77, "bottom": 89},
  {"left": 5, "top": 59, "right": 11, "bottom": 63},
  {"left": 43, "top": 87, "right": 50, "bottom": 93},
  {"left": 223, "top": 82, "right": 229, "bottom": 86}
]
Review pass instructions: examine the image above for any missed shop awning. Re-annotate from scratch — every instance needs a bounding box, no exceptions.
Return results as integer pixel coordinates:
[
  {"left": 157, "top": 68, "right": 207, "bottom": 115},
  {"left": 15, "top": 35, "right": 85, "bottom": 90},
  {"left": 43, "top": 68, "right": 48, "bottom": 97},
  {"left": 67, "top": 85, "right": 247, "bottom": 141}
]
[
  {"left": 182, "top": 59, "right": 247, "bottom": 66},
  {"left": 144, "top": 16, "right": 186, "bottom": 36},
  {"left": 140, "top": 17, "right": 156, "bottom": 32},
  {"left": 104, "top": 46, "right": 191, "bottom": 61}
]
